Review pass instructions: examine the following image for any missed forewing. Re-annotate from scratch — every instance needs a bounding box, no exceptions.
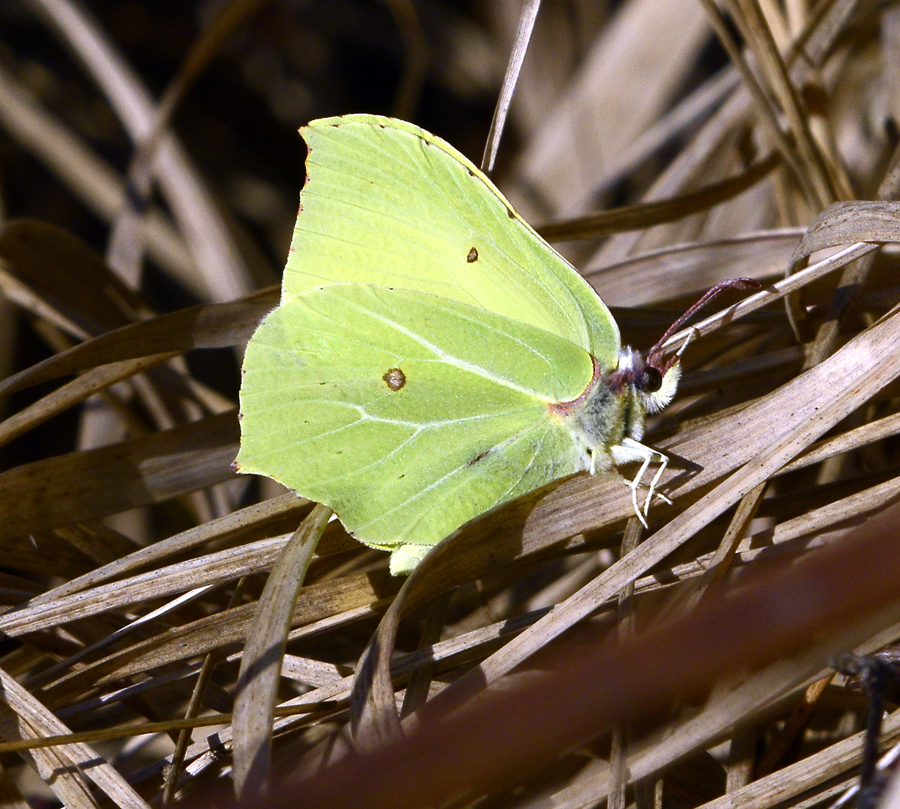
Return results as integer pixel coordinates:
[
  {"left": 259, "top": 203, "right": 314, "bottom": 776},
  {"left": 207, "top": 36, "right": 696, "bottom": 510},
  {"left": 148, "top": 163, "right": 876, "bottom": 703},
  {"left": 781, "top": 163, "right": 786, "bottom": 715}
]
[
  {"left": 282, "top": 114, "right": 620, "bottom": 368},
  {"left": 236, "top": 285, "right": 593, "bottom": 550}
]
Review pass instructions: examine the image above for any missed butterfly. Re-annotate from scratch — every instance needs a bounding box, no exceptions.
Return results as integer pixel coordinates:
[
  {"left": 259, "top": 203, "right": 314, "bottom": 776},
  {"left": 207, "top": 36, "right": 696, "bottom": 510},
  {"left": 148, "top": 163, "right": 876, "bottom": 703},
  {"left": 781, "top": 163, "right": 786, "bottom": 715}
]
[{"left": 236, "top": 114, "right": 755, "bottom": 574}]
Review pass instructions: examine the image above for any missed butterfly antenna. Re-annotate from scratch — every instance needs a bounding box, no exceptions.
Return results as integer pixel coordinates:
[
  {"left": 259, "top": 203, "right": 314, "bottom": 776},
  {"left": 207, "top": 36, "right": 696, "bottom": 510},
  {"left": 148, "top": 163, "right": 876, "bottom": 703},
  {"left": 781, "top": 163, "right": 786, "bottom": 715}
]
[{"left": 647, "top": 278, "right": 760, "bottom": 372}]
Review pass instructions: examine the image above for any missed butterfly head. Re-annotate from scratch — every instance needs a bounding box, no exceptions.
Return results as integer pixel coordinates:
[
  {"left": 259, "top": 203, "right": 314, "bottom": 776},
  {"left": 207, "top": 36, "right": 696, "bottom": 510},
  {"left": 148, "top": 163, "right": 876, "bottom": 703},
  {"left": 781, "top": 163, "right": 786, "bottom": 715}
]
[
  {"left": 615, "top": 277, "right": 762, "bottom": 415},
  {"left": 608, "top": 346, "right": 680, "bottom": 416}
]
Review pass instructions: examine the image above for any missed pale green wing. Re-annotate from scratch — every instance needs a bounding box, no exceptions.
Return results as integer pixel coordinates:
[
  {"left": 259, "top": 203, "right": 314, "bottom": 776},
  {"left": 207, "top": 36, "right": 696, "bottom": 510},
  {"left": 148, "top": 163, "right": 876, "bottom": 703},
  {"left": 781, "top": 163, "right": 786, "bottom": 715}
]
[
  {"left": 282, "top": 114, "right": 620, "bottom": 369},
  {"left": 236, "top": 285, "right": 593, "bottom": 563}
]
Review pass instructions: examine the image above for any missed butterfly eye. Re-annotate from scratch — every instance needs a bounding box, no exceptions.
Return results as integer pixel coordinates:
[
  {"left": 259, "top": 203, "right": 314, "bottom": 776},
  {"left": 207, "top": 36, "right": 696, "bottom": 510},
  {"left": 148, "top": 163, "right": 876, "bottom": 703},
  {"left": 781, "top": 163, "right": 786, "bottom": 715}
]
[{"left": 642, "top": 367, "right": 662, "bottom": 393}]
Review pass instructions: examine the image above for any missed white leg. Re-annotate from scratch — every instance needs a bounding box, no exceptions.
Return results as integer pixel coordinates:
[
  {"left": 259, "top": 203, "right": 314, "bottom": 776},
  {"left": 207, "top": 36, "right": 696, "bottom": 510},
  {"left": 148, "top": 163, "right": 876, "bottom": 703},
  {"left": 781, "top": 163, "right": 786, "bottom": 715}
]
[
  {"left": 614, "top": 438, "right": 671, "bottom": 525},
  {"left": 643, "top": 453, "right": 671, "bottom": 516},
  {"left": 630, "top": 453, "right": 652, "bottom": 527}
]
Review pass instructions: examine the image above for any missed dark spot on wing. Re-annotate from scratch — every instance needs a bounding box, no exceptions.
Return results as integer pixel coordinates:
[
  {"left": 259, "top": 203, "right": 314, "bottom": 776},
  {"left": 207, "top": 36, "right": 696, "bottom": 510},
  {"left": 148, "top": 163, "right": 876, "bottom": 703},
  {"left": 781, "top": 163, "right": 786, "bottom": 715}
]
[
  {"left": 467, "top": 448, "right": 494, "bottom": 466},
  {"left": 467, "top": 247, "right": 478, "bottom": 263},
  {"left": 383, "top": 368, "right": 406, "bottom": 391},
  {"left": 506, "top": 206, "right": 516, "bottom": 219}
]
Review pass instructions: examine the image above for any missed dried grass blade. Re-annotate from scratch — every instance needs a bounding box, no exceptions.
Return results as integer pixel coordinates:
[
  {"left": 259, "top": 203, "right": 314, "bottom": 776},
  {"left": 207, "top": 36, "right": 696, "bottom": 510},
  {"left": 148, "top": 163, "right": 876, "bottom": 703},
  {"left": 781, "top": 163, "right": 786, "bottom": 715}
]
[
  {"left": 729, "top": 0, "right": 839, "bottom": 204},
  {"left": 0, "top": 353, "right": 177, "bottom": 449},
  {"left": 0, "top": 535, "right": 291, "bottom": 638},
  {"left": 690, "top": 480, "right": 767, "bottom": 603},
  {"left": 699, "top": 0, "right": 810, "bottom": 197},
  {"left": 280, "top": 504, "right": 900, "bottom": 809},
  {"left": 559, "top": 68, "right": 740, "bottom": 217},
  {"left": 0, "top": 667, "right": 149, "bottom": 808},
  {"left": 34, "top": 586, "right": 217, "bottom": 690},
  {"left": 173, "top": 676, "right": 358, "bottom": 784},
  {"left": 538, "top": 152, "right": 780, "bottom": 240},
  {"left": 0, "top": 261, "right": 91, "bottom": 341},
  {"left": 481, "top": 0, "right": 540, "bottom": 174},
  {"left": 0, "top": 411, "right": 238, "bottom": 542},
  {"left": 40, "top": 571, "right": 399, "bottom": 701},
  {"left": 784, "top": 201, "right": 900, "bottom": 344},
  {"left": 0, "top": 219, "right": 149, "bottom": 334},
  {"left": 108, "top": 0, "right": 270, "bottom": 289},
  {"left": 513, "top": 0, "right": 710, "bottom": 215},
  {"left": 790, "top": 201, "right": 900, "bottom": 259},
  {"left": 551, "top": 626, "right": 900, "bottom": 809},
  {"left": 35, "top": 493, "right": 307, "bottom": 601},
  {"left": 696, "top": 709, "right": 900, "bottom": 809},
  {"left": 767, "top": 474, "right": 900, "bottom": 547},
  {"left": 0, "top": 64, "right": 193, "bottom": 279},
  {"left": 586, "top": 229, "right": 803, "bottom": 306},
  {"left": 32, "top": 0, "right": 253, "bottom": 301},
  {"left": 233, "top": 504, "right": 331, "bottom": 798},
  {"left": 179, "top": 609, "right": 547, "bottom": 782},
  {"left": 781, "top": 412, "right": 900, "bottom": 474},
  {"left": 400, "top": 592, "right": 453, "bottom": 718},
  {"left": 0, "top": 294, "right": 275, "bottom": 399}
]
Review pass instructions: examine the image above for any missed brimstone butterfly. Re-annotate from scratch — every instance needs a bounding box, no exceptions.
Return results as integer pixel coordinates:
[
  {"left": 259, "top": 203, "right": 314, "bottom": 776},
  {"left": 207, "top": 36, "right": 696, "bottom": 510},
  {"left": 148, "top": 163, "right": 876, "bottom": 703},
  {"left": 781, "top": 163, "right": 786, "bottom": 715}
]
[{"left": 236, "top": 114, "right": 751, "bottom": 575}]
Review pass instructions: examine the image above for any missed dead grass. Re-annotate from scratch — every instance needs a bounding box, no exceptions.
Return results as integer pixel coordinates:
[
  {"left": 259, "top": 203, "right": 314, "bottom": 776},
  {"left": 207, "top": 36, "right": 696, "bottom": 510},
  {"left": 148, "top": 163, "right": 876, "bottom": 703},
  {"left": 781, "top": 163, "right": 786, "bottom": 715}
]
[{"left": 1, "top": 1, "right": 900, "bottom": 807}]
